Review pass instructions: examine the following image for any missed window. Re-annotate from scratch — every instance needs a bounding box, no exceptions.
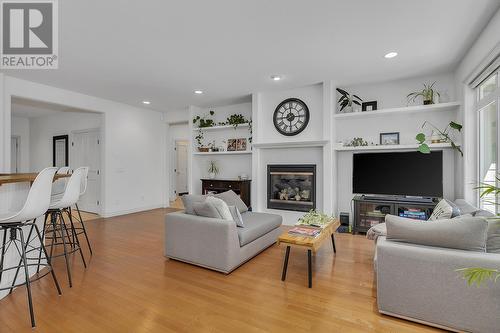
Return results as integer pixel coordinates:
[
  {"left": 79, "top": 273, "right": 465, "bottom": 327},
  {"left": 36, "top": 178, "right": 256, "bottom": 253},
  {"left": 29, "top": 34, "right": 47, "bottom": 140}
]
[{"left": 477, "top": 69, "right": 500, "bottom": 214}]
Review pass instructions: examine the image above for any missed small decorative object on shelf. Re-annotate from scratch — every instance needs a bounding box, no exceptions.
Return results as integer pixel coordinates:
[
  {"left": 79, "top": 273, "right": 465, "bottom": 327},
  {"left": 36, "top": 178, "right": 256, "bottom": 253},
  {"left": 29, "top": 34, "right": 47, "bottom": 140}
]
[
  {"left": 416, "top": 121, "right": 463, "bottom": 156},
  {"left": 362, "top": 101, "right": 377, "bottom": 111},
  {"left": 345, "top": 137, "right": 369, "bottom": 147},
  {"left": 380, "top": 132, "right": 400, "bottom": 145},
  {"left": 208, "top": 160, "right": 219, "bottom": 179},
  {"left": 227, "top": 139, "right": 237, "bottom": 151},
  {"left": 407, "top": 81, "right": 440, "bottom": 105},
  {"left": 336, "top": 88, "right": 362, "bottom": 113},
  {"left": 227, "top": 138, "right": 247, "bottom": 151},
  {"left": 193, "top": 110, "right": 216, "bottom": 128}
]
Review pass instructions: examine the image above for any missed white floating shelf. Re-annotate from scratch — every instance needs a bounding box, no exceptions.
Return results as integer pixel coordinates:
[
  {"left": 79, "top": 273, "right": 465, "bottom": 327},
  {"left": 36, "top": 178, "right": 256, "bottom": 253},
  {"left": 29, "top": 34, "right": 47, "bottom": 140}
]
[
  {"left": 193, "top": 123, "right": 250, "bottom": 131},
  {"left": 193, "top": 151, "right": 252, "bottom": 155},
  {"left": 335, "top": 142, "right": 460, "bottom": 152},
  {"left": 252, "top": 140, "right": 329, "bottom": 149},
  {"left": 333, "top": 102, "right": 460, "bottom": 119}
]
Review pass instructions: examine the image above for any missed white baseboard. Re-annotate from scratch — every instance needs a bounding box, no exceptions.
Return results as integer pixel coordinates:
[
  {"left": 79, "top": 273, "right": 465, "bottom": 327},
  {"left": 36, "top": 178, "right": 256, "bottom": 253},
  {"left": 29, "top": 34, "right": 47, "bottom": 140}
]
[{"left": 102, "top": 204, "right": 164, "bottom": 218}]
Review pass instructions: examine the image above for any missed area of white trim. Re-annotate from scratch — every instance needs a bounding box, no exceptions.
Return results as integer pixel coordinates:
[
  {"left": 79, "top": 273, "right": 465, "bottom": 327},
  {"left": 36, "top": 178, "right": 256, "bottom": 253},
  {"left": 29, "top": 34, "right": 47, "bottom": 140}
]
[
  {"left": 252, "top": 140, "right": 329, "bottom": 149},
  {"left": 335, "top": 142, "right": 460, "bottom": 152},
  {"left": 192, "top": 150, "right": 252, "bottom": 155},
  {"left": 333, "top": 102, "right": 460, "bottom": 119},
  {"left": 193, "top": 123, "right": 250, "bottom": 131}
]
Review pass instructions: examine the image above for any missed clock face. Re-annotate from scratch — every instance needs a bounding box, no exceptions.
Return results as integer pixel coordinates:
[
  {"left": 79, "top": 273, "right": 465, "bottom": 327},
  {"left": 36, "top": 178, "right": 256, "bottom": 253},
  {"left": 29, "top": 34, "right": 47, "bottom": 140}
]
[{"left": 273, "top": 98, "right": 310, "bottom": 136}]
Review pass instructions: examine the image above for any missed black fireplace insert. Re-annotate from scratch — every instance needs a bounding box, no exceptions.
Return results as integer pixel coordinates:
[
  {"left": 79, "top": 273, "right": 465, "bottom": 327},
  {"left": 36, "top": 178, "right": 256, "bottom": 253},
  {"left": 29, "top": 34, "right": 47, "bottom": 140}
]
[{"left": 267, "top": 164, "right": 316, "bottom": 212}]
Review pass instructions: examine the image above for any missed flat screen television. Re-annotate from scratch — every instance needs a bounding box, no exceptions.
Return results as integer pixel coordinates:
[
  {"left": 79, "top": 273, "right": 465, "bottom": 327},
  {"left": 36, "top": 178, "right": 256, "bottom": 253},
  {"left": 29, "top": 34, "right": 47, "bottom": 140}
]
[{"left": 352, "top": 151, "right": 443, "bottom": 198}]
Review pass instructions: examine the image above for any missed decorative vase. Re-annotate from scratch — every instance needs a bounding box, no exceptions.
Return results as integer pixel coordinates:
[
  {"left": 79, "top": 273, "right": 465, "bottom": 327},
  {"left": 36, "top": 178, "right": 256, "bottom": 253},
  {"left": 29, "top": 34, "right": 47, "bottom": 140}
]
[{"left": 209, "top": 172, "right": 216, "bottom": 179}]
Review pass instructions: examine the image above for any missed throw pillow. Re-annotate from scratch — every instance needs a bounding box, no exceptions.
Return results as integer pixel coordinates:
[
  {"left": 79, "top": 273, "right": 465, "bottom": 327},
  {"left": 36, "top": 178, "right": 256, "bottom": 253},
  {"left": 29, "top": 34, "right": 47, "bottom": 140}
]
[
  {"left": 215, "top": 190, "right": 248, "bottom": 213},
  {"left": 181, "top": 194, "right": 207, "bottom": 215},
  {"left": 193, "top": 202, "right": 222, "bottom": 219},
  {"left": 428, "top": 199, "right": 460, "bottom": 221},
  {"left": 385, "top": 214, "right": 488, "bottom": 252},
  {"left": 205, "top": 196, "right": 233, "bottom": 221},
  {"left": 486, "top": 218, "right": 500, "bottom": 253},
  {"left": 228, "top": 205, "right": 245, "bottom": 227}
]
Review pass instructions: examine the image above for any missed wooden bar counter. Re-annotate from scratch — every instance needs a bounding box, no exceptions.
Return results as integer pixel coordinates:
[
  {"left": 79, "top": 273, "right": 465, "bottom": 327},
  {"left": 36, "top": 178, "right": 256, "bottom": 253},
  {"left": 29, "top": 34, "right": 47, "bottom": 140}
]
[{"left": 0, "top": 173, "right": 69, "bottom": 186}]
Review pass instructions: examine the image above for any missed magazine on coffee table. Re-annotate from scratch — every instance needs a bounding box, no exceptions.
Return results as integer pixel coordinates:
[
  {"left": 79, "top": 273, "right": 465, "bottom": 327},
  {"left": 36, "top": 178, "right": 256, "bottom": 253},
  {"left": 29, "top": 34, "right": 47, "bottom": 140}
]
[{"left": 288, "top": 226, "right": 321, "bottom": 237}]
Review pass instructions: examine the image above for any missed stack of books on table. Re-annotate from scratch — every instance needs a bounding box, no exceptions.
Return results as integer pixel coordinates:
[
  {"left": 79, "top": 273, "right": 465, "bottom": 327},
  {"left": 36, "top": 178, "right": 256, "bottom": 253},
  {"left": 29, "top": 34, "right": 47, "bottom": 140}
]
[
  {"left": 288, "top": 226, "right": 321, "bottom": 237},
  {"left": 399, "top": 209, "right": 427, "bottom": 220}
]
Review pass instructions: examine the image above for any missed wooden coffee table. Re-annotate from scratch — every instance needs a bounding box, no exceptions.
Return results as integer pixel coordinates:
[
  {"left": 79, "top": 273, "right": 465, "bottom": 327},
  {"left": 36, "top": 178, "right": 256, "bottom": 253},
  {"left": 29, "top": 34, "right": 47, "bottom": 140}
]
[{"left": 277, "top": 219, "right": 340, "bottom": 288}]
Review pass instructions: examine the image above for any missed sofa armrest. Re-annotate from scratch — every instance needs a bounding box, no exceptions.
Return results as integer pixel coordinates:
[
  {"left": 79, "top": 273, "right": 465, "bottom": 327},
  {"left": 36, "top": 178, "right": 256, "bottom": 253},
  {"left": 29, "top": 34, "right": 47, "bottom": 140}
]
[
  {"left": 376, "top": 238, "right": 500, "bottom": 332},
  {"left": 164, "top": 212, "right": 241, "bottom": 272}
]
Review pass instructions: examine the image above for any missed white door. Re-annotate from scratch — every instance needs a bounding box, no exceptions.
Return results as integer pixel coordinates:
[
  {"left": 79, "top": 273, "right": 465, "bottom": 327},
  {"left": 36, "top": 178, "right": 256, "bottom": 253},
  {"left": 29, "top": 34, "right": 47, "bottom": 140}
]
[
  {"left": 10, "top": 136, "right": 20, "bottom": 173},
  {"left": 175, "top": 141, "right": 188, "bottom": 195},
  {"left": 71, "top": 129, "right": 101, "bottom": 214}
]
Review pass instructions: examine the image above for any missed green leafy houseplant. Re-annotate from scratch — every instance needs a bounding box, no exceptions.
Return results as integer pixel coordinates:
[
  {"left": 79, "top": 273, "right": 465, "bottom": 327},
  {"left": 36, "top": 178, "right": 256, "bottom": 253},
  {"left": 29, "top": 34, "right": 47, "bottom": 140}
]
[
  {"left": 336, "top": 88, "right": 362, "bottom": 112},
  {"left": 225, "top": 114, "right": 249, "bottom": 128},
  {"left": 195, "top": 129, "right": 204, "bottom": 149},
  {"left": 416, "top": 121, "right": 463, "bottom": 156},
  {"left": 457, "top": 179, "right": 500, "bottom": 287},
  {"left": 193, "top": 110, "right": 216, "bottom": 128},
  {"left": 297, "top": 210, "right": 334, "bottom": 227},
  {"left": 208, "top": 160, "right": 219, "bottom": 179},
  {"left": 407, "top": 82, "right": 440, "bottom": 105}
]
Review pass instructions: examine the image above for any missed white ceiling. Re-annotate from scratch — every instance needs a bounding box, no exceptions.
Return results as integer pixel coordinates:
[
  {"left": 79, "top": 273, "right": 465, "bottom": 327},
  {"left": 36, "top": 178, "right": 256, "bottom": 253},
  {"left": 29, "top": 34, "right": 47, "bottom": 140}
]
[
  {"left": 2, "top": 0, "right": 499, "bottom": 111},
  {"left": 11, "top": 97, "right": 97, "bottom": 118}
]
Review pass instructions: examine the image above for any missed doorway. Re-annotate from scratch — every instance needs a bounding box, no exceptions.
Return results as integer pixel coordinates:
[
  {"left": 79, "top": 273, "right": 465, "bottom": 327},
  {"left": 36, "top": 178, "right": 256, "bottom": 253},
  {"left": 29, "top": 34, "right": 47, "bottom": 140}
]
[
  {"left": 10, "top": 136, "right": 20, "bottom": 173},
  {"left": 175, "top": 140, "right": 189, "bottom": 196},
  {"left": 71, "top": 129, "right": 101, "bottom": 214}
]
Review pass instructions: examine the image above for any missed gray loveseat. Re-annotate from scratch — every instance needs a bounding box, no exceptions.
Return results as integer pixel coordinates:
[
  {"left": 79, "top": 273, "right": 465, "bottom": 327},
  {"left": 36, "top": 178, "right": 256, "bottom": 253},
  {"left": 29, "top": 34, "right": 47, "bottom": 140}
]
[
  {"left": 376, "top": 199, "right": 500, "bottom": 332},
  {"left": 164, "top": 192, "right": 282, "bottom": 273}
]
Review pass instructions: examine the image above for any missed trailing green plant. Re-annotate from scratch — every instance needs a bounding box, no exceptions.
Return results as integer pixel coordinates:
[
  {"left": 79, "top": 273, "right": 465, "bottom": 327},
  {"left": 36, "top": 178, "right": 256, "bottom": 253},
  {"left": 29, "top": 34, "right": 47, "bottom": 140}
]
[
  {"left": 336, "top": 88, "right": 362, "bottom": 112},
  {"left": 416, "top": 121, "right": 463, "bottom": 156},
  {"left": 195, "top": 129, "right": 204, "bottom": 147},
  {"left": 297, "top": 210, "right": 334, "bottom": 227},
  {"left": 248, "top": 119, "right": 252, "bottom": 143},
  {"left": 225, "top": 113, "right": 249, "bottom": 128},
  {"left": 208, "top": 160, "right": 219, "bottom": 175},
  {"left": 407, "top": 81, "right": 440, "bottom": 105},
  {"left": 456, "top": 268, "right": 500, "bottom": 287},
  {"left": 193, "top": 110, "right": 216, "bottom": 128},
  {"left": 345, "top": 137, "right": 368, "bottom": 147}
]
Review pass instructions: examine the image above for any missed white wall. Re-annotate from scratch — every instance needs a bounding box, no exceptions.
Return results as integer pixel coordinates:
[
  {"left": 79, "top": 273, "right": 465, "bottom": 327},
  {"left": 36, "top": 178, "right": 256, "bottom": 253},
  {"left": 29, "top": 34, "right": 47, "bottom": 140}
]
[
  {"left": 455, "top": 8, "right": 500, "bottom": 204},
  {"left": 29, "top": 111, "right": 102, "bottom": 172},
  {"left": 10, "top": 116, "right": 30, "bottom": 172},
  {"left": 0, "top": 75, "right": 167, "bottom": 217}
]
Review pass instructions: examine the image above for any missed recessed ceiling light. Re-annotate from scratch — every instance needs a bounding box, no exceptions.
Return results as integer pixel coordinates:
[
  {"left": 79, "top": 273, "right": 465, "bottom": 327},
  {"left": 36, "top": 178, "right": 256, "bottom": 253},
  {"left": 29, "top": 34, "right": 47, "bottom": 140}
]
[
  {"left": 142, "top": 100, "right": 151, "bottom": 105},
  {"left": 194, "top": 90, "right": 203, "bottom": 94},
  {"left": 384, "top": 52, "right": 398, "bottom": 59},
  {"left": 271, "top": 75, "right": 282, "bottom": 81}
]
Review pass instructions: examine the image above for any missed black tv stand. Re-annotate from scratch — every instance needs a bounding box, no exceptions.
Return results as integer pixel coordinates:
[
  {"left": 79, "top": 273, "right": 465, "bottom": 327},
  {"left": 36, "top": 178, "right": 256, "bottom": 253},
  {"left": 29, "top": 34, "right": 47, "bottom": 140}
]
[
  {"left": 353, "top": 195, "right": 437, "bottom": 234},
  {"left": 361, "top": 195, "right": 437, "bottom": 204}
]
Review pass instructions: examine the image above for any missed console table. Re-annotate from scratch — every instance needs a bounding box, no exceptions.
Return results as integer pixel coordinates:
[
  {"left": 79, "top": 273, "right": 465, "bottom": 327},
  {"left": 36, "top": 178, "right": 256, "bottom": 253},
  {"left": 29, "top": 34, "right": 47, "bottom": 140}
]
[
  {"left": 353, "top": 195, "right": 437, "bottom": 234},
  {"left": 201, "top": 179, "right": 251, "bottom": 208}
]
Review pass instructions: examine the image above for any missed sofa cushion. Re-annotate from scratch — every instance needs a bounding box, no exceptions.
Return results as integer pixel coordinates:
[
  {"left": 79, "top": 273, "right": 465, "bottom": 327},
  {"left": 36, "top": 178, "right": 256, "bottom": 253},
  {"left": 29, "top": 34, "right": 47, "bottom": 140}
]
[
  {"left": 181, "top": 194, "right": 207, "bottom": 215},
  {"left": 228, "top": 205, "right": 245, "bottom": 227},
  {"left": 386, "top": 214, "right": 488, "bottom": 252},
  {"left": 429, "top": 199, "right": 460, "bottom": 221},
  {"left": 454, "top": 199, "right": 480, "bottom": 216},
  {"left": 486, "top": 218, "right": 500, "bottom": 253},
  {"left": 205, "top": 196, "right": 233, "bottom": 220},
  {"left": 193, "top": 202, "right": 222, "bottom": 219},
  {"left": 237, "top": 212, "right": 282, "bottom": 246},
  {"left": 215, "top": 190, "right": 248, "bottom": 213}
]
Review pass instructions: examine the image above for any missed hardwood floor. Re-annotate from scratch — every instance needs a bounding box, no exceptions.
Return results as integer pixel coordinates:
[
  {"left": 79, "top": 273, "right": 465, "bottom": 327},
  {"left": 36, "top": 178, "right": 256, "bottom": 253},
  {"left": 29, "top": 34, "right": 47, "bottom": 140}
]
[{"left": 0, "top": 208, "right": 443, "bottom": 333}]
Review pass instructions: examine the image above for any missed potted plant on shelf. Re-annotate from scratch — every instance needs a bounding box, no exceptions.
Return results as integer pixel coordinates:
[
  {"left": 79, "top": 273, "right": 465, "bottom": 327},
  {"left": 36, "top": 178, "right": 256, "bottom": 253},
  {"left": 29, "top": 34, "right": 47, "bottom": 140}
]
[
  {"left": 225, "top": 113, "right": 249, "bottom": 129},
  {"left": 193, "top": 110, "right": 216, "bottom": 128},
  {"left": 195, "top": 129, "right": 208, "bottom": 152},
  {"left": 407, "top": 82, "right": 440, "bottom": 105},
  {"left": 208, "top": 160, "right": 219, "bottom": 179},
  {"left": 415, "top": 121, "right": 462, "bottom": 156},
  {"left": 336, "top": 88, "right": 362, "bottom": 113}
]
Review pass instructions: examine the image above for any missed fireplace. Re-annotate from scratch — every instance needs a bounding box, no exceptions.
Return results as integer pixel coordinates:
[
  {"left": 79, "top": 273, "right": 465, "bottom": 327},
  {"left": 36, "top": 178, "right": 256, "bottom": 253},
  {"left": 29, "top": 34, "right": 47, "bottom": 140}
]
[{"left": 267, "top": 164, "right": 316, "bottom": 212}]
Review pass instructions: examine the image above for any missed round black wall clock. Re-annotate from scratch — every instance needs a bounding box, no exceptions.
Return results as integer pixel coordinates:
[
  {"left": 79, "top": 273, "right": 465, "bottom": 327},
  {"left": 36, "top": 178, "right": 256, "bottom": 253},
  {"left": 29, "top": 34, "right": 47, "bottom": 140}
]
[{"left": 273, "top": 98, "right": 310, "bottom": 136}]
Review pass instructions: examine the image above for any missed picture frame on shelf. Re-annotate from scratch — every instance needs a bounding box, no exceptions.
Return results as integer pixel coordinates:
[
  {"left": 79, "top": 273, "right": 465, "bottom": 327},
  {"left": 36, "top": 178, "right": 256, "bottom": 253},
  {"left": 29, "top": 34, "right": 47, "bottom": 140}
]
[
  {"left": 227, "top": 139, "right": 237, "bottom": 151},
  {"left": 362, "top": 101, "right": 377, "bottom": 111},
  {"left": 380, "top": 132, "right": 400, "bottom": 145},
  {"left": 236, "top": 138, "right": 247, "bottom": 151}
]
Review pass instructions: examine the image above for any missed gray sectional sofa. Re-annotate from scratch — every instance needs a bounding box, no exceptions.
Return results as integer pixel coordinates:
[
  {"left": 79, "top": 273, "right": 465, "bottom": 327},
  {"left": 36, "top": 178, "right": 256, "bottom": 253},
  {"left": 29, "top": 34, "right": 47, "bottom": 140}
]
[
  {"left": 164, "top": 192, "right": 282, "bottom": 273},
  {"left": 375, "top": 199, "right": 500, "bottom": 333}
]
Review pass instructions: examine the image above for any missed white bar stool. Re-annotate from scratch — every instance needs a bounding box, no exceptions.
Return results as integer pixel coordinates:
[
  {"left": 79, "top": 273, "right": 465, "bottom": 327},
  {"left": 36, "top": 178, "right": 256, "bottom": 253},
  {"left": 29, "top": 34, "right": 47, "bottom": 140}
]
[
  {"left": 0, "top": 167, "right": 62, "bottom": 328},
  {"left": 43, "top": 167, "right": 87, "bottom": 288},
  {"left": 70, "top": 166, "right": 93, "bottom": 255}
]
